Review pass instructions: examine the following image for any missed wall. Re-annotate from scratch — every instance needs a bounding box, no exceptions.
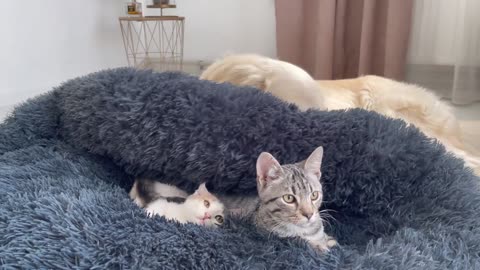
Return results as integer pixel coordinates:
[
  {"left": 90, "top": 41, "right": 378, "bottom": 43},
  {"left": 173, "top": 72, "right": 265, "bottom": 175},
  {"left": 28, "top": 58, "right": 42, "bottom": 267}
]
[
  {"left": 0, "top": 1, "right": 126, "bottom": 108},
  {"left": 149, "top": 0, "right": 277, "bottom": 62},
  {"left": 0, "top": 0, "right": 276, "bottom": 111}
]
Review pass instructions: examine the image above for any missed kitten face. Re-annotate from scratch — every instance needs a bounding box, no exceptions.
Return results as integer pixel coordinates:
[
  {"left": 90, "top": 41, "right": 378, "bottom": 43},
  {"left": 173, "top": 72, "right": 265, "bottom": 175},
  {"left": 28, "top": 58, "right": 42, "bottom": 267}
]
[
  {"left": 256, "top": 147, "right": 324, "bottom": 227},
  {"left": 185, "top": 183, "right": 225, "bottom": 227}
]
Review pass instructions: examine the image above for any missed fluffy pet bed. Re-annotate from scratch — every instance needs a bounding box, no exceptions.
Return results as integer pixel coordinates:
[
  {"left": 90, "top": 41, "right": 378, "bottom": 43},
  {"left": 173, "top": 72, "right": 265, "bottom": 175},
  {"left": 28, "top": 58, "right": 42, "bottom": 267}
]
[{"left": 1, "top": 68, "right": 479, "bottom": 269}]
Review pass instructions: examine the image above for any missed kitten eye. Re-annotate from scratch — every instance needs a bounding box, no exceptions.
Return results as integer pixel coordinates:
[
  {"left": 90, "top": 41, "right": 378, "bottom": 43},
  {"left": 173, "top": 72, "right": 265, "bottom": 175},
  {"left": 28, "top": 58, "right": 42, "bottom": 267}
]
[
  {"left": 204, "top": 200, "right": 210, "bottom": 208},
  {"left": 282, "top": 194, "right": 296, "bottom": 204},
  {"left": 215, "top": 215, "right": 224, "bottom": 224},
  {"left": 311, "top": 191, "right": 320, "bottom": 201}
]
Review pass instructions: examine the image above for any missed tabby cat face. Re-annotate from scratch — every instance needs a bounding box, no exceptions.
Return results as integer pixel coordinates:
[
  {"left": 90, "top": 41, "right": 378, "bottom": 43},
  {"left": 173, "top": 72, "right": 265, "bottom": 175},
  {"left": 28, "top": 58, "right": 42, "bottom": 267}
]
[{"left": 256, "top": 147, "right": 324, "bottom": 227}]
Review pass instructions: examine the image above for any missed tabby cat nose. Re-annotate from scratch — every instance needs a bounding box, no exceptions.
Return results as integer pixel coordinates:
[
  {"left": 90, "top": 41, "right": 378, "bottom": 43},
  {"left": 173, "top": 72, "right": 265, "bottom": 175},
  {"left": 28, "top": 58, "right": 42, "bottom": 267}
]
[{"left": 302, "top": 212, "right": 314, "bottom": 220}]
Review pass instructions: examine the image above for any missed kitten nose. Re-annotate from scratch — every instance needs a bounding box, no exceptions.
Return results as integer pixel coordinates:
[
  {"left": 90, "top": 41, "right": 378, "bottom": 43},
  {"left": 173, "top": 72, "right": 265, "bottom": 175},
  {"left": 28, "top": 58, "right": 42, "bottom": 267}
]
[
  {"left": 204, "top": 213, "right": 211, "bottom": 219},
  {"left": 302, "top": 211, "right": 314, "bottom": 220}
]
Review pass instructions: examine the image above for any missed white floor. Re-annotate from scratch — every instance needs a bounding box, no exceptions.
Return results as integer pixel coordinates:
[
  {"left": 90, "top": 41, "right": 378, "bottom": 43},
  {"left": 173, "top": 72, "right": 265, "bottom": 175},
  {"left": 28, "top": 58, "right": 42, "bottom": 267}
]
[
  {"left": 454, "top": 102, "right": 480, "bottom": 153},
  {"left": 453, "top": 102, "right": 480, "bottom": 121}
]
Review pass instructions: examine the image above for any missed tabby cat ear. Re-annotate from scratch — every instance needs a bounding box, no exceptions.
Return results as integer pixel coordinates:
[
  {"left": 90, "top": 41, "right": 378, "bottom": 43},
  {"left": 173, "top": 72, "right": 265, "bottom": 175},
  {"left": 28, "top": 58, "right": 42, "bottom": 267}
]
[
  {"left": 304, "top": 146, "right": 323, "bottom": 180},
  {"left": 256, "top": 152, "right": 283, "bottom": 189}
]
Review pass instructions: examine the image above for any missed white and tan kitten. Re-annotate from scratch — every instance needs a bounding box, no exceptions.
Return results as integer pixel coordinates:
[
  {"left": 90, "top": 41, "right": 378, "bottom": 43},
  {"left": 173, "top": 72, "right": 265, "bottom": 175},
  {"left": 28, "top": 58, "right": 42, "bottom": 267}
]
[
  {"left": 131, "top": 181, "right": 225, "bottom": 227},
  {"left": 130, "top": 180, "right": 188, "bottom": 207}
]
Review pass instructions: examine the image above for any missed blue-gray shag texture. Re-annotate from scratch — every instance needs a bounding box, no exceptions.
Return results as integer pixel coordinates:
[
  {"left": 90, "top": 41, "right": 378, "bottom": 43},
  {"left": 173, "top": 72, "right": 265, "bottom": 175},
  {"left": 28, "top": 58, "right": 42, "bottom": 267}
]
[{"left": 1, "top": 68, "right": 480, "bottom": 269}]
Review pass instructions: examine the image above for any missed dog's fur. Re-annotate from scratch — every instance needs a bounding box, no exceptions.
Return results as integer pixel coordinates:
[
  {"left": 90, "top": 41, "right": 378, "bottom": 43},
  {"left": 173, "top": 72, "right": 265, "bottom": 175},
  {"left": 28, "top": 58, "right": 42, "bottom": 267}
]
[
  {"left": 200, "top": 54, "right": 480, "bottom": 174},
  {"left": 200, "top": 54, "right": 326, "bottom": 111}
]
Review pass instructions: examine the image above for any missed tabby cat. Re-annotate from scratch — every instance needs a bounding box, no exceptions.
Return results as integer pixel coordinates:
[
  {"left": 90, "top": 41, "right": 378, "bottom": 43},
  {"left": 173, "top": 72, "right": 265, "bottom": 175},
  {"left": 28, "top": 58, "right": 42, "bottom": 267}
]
[{"left": 220, "top": 146, "right": 336, "bottom": 252}]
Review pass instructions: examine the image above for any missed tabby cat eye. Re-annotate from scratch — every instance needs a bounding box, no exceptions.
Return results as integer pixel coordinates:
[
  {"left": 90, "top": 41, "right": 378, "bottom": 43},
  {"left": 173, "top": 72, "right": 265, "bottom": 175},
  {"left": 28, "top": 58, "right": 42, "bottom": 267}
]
[
  {"left": 204, "top": 200, "right": 210, "bottom": 208},
  {"left": 311, "top": 191, "right": 319, "bottom": 201},
  {"left": 282, "top": 194, "right": 296, "bottom": 203},
  {"left": 215, "top": 215, "right": 224, "bottom": 224}
]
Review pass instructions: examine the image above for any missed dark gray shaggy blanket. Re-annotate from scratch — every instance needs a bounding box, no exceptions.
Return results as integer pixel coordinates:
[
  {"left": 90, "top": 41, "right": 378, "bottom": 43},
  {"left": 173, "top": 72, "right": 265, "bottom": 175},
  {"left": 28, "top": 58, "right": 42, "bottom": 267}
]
[{"left": 1, "top": 68, "right": 480, "bottom": 269}]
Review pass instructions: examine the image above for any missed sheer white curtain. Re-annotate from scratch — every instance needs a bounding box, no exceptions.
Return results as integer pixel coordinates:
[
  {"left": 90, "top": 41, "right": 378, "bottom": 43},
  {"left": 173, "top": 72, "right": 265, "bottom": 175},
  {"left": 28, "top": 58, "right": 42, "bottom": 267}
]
[{"left": 407, "top": 0, "right": 480, "bottom": 105}]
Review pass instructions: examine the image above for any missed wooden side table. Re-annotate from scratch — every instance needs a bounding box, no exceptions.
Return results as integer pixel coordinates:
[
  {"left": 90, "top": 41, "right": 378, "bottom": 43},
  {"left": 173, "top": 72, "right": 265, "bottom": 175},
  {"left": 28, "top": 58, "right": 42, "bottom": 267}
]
[{"left": 119, "top": 16, "right": 185, "bottom": 71}]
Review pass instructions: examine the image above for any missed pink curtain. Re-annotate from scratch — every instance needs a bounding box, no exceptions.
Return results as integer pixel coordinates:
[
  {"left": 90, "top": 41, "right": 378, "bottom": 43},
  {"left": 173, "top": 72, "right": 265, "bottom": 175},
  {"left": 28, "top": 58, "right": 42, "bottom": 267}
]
[{"left": 275, "top": 0, "right": 414, "bottom": 80}]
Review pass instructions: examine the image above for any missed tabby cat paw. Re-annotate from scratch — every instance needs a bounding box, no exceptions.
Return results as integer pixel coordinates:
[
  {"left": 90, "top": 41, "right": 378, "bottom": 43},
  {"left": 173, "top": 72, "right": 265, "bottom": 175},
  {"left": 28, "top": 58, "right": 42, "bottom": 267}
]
[{"left": 310, "top": 235, "right": 337, "bottom": 253}]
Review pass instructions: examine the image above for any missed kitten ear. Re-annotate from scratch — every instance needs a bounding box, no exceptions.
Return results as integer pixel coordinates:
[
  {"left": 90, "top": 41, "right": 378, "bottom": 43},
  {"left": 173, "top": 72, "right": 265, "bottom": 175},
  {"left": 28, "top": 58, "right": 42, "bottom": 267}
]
[
  {"left": 304, "top": 146, "right": 323, "bottom": 180},
  {"left": 256, "top": 152, "right": 283, "bottom": 189},
  {"left": 194, "top": 182, "right": 209, "bottom": 195}
]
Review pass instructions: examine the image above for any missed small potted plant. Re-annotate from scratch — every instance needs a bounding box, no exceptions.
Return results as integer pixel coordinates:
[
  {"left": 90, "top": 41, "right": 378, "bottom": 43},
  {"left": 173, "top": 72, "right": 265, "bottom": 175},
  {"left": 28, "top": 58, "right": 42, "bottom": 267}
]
[{"left": 125, "top": 0, "right": 142, "bottom": 16}]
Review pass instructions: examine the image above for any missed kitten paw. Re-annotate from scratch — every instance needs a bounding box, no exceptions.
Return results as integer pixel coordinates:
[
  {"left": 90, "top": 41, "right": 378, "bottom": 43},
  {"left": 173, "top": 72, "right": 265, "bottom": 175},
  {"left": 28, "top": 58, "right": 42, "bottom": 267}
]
[
  {"left": 309, "top": 235, "right": 337, "bottom": 253},
  {"left": 327, "top": 238, "right": 337, "bottom": 248},
  {"left": 310, "top": 242, "right": 330, "bottom": 253}
]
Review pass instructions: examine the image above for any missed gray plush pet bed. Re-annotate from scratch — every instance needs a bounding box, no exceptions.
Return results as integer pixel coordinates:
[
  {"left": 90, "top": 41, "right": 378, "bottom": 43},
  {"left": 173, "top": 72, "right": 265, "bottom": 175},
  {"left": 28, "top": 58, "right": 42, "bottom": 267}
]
[{"left": 1, "top": 68, "right": 479, "bottom": 269}]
